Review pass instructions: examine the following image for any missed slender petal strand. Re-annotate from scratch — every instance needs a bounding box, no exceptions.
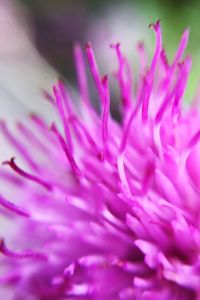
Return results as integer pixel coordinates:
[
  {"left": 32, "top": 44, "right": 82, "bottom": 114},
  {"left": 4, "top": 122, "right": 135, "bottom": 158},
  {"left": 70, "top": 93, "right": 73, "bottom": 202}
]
[{"left": 0, "top": 22, "right": 200, "bottom": 299}]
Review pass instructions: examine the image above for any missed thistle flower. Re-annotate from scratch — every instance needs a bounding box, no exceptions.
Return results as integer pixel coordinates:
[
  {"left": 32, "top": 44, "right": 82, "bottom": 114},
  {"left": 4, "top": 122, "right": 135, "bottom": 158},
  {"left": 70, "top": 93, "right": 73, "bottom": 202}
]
[{"left": 0, "top": 21, "right": 200, "bottom": 300}]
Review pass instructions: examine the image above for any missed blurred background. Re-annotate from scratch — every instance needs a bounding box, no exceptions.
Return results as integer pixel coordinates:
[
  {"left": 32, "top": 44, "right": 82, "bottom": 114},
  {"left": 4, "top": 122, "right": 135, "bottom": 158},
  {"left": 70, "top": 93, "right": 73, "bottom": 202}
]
[{"left": 1, "top": 0, "right": 200, "bottom": 120}]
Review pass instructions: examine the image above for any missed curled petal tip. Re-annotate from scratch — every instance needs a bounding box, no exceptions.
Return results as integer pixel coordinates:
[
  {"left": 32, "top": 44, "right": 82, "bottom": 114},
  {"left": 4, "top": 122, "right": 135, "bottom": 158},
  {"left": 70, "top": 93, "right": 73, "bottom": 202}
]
[
  {"left": 85, "top": 42, "right": 92, "bottom": 50},
  {"left": 149, "top": 19, "right": 161, "bottom": 29}
]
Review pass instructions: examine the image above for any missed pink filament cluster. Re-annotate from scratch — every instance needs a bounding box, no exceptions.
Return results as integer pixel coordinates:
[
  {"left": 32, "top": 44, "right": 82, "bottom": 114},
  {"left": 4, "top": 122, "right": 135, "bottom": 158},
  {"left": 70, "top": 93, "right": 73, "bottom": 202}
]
[{"left": 0, "top": 22, "right": 200, "bottom": 299}]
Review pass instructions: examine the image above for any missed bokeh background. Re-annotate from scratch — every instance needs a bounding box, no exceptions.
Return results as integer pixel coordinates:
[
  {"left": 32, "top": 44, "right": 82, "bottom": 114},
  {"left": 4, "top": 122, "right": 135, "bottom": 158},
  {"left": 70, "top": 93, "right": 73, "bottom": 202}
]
[{"left": 1, "top": 0, "right": 200, "bottom": 120}]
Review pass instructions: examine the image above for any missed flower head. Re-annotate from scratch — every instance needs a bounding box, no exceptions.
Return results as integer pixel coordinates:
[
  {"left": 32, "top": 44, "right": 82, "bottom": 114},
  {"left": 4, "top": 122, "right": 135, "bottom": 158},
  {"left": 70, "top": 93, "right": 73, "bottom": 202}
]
[{"left": 0, "top": 21, "right": 200, "bottom": 299}]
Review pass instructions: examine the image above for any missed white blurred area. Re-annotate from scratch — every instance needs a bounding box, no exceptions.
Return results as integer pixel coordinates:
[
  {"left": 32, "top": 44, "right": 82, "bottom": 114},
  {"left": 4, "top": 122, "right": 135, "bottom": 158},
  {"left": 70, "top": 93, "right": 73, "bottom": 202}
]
[
  {"left": 87, "top": 4, "right": 151, "bottom": 74},
  {"left": 0, "top": 0, "right": 58, "bottom": 162},
  {"left": 0, "top": 0, "right": 57, "bottom": 120}
]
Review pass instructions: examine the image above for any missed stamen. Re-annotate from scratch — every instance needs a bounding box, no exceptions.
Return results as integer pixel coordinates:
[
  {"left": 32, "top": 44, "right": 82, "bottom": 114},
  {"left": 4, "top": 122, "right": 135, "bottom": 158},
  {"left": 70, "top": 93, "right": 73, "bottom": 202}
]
[
  {"left": 120, "top": 79, "right": 146, "bottom": 153},
  {"left": 57, "top": 80, "right": 73, "bottom": 116},
  {"left": 70, "top": 116, "right": 102, "bottom": 160},
  {"left": 155, "top": 57, "right": 191, "bottom": 123},
  {"left": 0, "top": 239, "right": 47, "bottom": 260},
  {"left": 142, "top": 21, "right": 162, "bottom": 120},
  {"left": 17, "top": 122, "right": 48, "bottom": 154},
  {"left": 172, "top": 29, "right": 189, "bottom": 67},
  {"left": 74, "top": 43, "right": 90, "bottom": 104},
  {"left": 51, "top": 124, "right": 82, "bottom": 178},
  {"left": 85, "top": 42, "right": 104, "bottom": 104},
  {"left": 136, "top": 41, "right": 148, "bottom": 75},
  {"left": 0, "top": 121, "right": 39, "bottom": 171},
  {"left": 42, "top": 90, "right": 56, "bottom": 106},
  {"left": 149, "top": 20, "right": 162, "bottom": 74},
  {"left": 101, "top": 75, "right": 110, "bottom": 146},
  {"left": 3, "top": 158, "right": 52, "bottom": 191},
  {"left": 117, "top": 153, "right": 131, "bottom": 196},
  {"left": 53, "top": 85, "right": 73, "bottom": 151},
  {"left": 172, "top": 57, "right": 192, "bottom": 117},
  {"left": 0, "top": 194, "right": 30, "bottom": 217},
  {"left": 110, "top": 43, "right": 132, "bottom": 109}
]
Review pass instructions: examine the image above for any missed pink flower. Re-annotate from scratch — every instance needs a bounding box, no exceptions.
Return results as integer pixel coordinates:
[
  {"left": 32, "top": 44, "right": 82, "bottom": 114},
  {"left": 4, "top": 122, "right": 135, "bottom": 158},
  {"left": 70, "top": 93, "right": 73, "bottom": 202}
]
[{"left": 0, "top": 21, "right": 200, "bottom": 299}]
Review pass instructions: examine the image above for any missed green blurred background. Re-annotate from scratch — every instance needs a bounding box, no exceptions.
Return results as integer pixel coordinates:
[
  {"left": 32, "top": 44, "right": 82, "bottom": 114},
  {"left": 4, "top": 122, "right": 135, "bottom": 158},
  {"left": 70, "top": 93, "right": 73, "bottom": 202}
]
[{"left": 10, "top": 0, "right": 200, "bottom": 100}]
